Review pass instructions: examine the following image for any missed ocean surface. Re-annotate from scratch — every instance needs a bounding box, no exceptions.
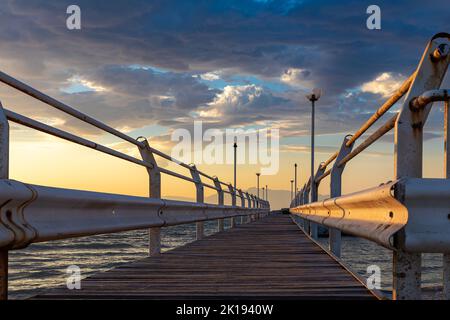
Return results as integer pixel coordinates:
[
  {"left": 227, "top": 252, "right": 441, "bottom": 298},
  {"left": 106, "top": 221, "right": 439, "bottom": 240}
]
[{"left": 8, "top": 217, "right": 443, "bottom": 299}]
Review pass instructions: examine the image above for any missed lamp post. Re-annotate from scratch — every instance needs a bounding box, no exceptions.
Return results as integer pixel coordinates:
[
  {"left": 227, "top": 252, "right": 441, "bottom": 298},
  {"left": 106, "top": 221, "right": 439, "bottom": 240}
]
[
  {"left": 256, "top": 173, "right": 260, "bottom": 199},
  {"left": 294, "top": 163, "right": 298, "bottom": 196},
  {"left": 262, "top": 187, "right": 265, "bottom": 201},
  {"left": 290, "top": 180, "right": 294, "bottom": 201},
  {"left": 233, "top": 137, "right": 237, "bottom": 190},
  {"left": 306, "top": 88, "right": 321, "bottom": 202},
  {"left": 265, "top": 185, "right": 268, "bottom": 202}
]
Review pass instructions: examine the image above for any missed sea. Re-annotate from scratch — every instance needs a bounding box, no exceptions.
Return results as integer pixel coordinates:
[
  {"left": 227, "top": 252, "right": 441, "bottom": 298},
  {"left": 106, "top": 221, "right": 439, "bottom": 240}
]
[{"left": 7, "top": 217, "right": 444, "bottom": 299}]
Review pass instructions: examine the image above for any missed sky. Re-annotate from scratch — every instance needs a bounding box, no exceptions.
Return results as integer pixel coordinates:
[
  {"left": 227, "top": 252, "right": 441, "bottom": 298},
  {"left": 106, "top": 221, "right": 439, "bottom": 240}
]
[{"left": 0, "top": 0, "right": 449, "bottom": 209}]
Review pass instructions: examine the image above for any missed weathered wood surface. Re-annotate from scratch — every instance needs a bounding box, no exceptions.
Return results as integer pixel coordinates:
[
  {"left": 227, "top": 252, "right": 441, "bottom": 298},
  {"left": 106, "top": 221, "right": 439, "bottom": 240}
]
[{"left": 33, "top": 214, "right": 375, "bottom": 299}]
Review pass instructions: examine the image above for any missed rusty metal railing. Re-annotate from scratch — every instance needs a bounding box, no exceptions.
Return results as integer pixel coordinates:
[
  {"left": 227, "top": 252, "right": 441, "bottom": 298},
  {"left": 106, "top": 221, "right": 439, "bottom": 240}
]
[
  {"left": 290, "top": 33, "right": 450, "bottom": 300},
  {"left": 0, "top": 69, "right": 270, "bottom": 300}
]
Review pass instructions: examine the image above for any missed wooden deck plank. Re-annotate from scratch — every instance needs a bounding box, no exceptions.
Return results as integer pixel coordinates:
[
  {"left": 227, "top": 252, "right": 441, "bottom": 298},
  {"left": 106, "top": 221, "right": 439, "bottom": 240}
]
[{"left": 32, "top": 214, "right": 376, "bottom": 300}]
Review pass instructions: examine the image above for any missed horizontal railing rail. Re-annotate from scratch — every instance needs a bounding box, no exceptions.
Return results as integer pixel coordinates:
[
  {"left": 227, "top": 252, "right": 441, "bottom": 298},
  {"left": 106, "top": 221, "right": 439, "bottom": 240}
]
[
  {"left": 0, "top": 64, "right": 270, "bottom": 300},
  {"left": 0, "top": 179, "right": 266, "bottom": 248},
  {"left": 0, "top": 70, "right": 265, "bottom": 206},
  {"left": 290, "top": 33, "right": 450, "bottom": 300}
]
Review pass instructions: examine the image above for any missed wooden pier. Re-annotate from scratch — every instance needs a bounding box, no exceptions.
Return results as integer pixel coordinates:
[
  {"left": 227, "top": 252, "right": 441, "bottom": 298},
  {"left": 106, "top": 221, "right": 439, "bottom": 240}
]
[{"left": 33, "top": 214, "right": 376, "bottom": 300}]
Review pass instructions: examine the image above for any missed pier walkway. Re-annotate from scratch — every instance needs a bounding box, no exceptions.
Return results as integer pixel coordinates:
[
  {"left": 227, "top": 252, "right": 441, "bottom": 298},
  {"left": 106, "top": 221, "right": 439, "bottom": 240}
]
[{"left": 33, "top": 214, "right": 376, "bottom": 300}]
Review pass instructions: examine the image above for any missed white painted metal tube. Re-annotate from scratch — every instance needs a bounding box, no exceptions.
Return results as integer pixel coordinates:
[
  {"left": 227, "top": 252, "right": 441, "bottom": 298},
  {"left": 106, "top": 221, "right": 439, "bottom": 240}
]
[
  {"left": 346, "top": 72, "right": 415, "bottom": 147},
  {"left": 291, "top": 178, "right": 450, "bottom": 253},
  {"left": 291, "top": 180, "right": 407, "bottom": 249},
  {"left": 0, "top": 71, "right": 144, "bottom": 148},
  {"left": 409, "top": 89, "right": 449, "bottom": 110},
  {"left": 4, "top": 109, "right": 154, "bottom": 169},
  {"left": 337, "top": 114, "right": 398, "bottom": 168},
  {"left": 317, "top": 73, "right": 415, "bottom": 171},
  {"left": 0, "top": 179, "right": 266, "bottom": 249},
  {"left": 0, "top": 72, "right": 248, "bottom": 201}
]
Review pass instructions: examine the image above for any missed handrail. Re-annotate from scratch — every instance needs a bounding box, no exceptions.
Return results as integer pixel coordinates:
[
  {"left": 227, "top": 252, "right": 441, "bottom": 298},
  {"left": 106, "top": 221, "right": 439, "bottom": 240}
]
[
  {"left": 290, "top": 33, "right": 450, "bottom": 300},
  {"left": 0, "top": 179, "right": 266, "bottom": 248},
  {"left": 0, "top": 70, "right": 250, "bottom": 198},
  {"left": 337, "top": 114, "right": 398, "bottom": 168},
  {"left": 4, "top": 109, "right": 154, "bottom": 169},
  {"left": 345, "top": 72, "right": 416, "bottom": 147},
  {"left": 318, "top": 72, "right": 416, "bottom": 172}
]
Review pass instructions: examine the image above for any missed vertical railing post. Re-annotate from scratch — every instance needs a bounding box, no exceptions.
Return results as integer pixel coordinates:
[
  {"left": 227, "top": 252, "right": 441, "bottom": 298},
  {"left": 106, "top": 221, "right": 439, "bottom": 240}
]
[
  {"left": 227, "top": 184, "right": 237, "bottom": 228},
  {"left": 252, "top": 195, "right": 259, "bottom": 220},
  {"left": 301, "top": 183, "right": 311, "bottom": 234},
  {"left": 310, "top": 164, "right": 325, "bottom": 240},
  {"left": 0, "top": 102, "right": 9, "bottom": 300},
  {"left": 237, "top": 189, "right": 245, "bottom": 224},
  {"left": 329, "top": 135, "right": 354, "bottom": 258},
  {"left": 214, "top": 178, "right": 225, "bottom": 232},
  {"left": 138, "top": 138, "right": 162, "bottom": 257},
  {"left": 393, "top": 34, "right": 449, "bottom": 300},
  {"left": 244, "top": 192, "right": 252, "bottom": 222},
  {"left": 190, "top": 165, "right": 204, "bottom": 240},
  {"left": 299, "top": 186, "right": 306, "bottom": 229},
  {"left": 249, "top": 194, "right": 255, "bottom": 221}
]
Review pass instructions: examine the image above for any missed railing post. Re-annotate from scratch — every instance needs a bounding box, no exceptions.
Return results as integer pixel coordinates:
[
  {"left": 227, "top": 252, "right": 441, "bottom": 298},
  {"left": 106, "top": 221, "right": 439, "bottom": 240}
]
[
  {"left": 299, "top": 187, "right": 306, "bottom": 229},
  {"left": 244, "top": 193, "right": 249, "bottom": 222},
  {"left": 301, "top": 184, "right": 311, "bottom": 234},
  {"left": 329, "top": 135, "right": 354, "bottom": 257},
  {"left": 138, "top": 138, "right": 162, "bottom": 256},
  {"left": 249, "top": 194, "right": 255, "bottom": 221},
  {"left": 214, "top": 178, "right": 225, "bottom": 232},
  {"left": 244, "top": 192, "right": 252, "bottom": 223},
  {"left": 0, "top": 102, "right": 9, "bottom": 300},
  {"left": 252, "top": 195, "right": 259, "bottom": 220},
  {"left": 237, "top": 189, "right": 245, "bottom": 224},
  {"left": 394, "top": 34, "right": 449, "bottom": 300},
  {"left": 310, "top": 164, "right": 326, "bottom": 240},
  {"left": 190, "top": 165, "right": 204, "bottom": 240},
  {"left": 228, "top": 184, "right": 237, "bottom": 227}
]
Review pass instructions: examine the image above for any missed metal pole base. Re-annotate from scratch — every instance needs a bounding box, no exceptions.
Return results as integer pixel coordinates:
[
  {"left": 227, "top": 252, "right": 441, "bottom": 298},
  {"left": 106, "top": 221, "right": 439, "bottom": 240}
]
[
  {"left": 443, "top": 253, "right": 450, "bottom": 300},
  {"left": 149, "top": 227, "right": 161, "bottom": 256},
  {"left": 393, "top": 251, "right": 421, "bottom": 300},
  {"left": 196, "top": 222, "right": 204, "bottom": 240},
  {"left": 0, "top": 250, "right": 7, "bottom": 300},
  {"left": 329, "top": 228, "right": 341, "bottom": 257},
  {"left": 218, "top": 219, "right": 224, "bottom": 232}
]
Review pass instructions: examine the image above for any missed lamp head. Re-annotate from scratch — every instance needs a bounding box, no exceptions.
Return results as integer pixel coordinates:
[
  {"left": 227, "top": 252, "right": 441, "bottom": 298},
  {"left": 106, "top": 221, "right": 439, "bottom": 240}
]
[{"left": 306, "top": 88, "right": 322, "bottom": 101}]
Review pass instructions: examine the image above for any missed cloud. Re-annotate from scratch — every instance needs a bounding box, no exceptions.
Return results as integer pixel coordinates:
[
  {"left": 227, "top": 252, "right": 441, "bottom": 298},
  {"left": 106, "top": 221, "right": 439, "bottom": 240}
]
[
  {"left": 280, "top": 68, "right": 313, "bottom": 88},
  {"left": 361, "top": 72, "right": 406, "bottom": 97},
  {"left": 63, "top": 75, "right": 109, "bottom": 93},
  {"left": 0, "top": 0, "right": 448, "bottom": 143},
  {"left": 198, "top": 71, "right": 221, "bottom": 81},
  {"left": 196, "top": 84, "right": 290, "bottom": 128}
]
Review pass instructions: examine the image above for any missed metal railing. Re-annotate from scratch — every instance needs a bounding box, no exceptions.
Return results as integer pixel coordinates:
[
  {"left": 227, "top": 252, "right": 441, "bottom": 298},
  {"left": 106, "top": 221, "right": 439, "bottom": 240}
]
[
  {"left": 0, "top": 68, "right": 270, "bottom": 299},
  {"left": 290, "top": 33, "right": 450, "bottom": 300}
]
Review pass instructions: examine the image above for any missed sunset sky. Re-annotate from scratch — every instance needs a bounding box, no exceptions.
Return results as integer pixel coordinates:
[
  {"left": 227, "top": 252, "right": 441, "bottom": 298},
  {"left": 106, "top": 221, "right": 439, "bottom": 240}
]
[{"left": 0, "top": 0, "right": 449, "bottom": 209}]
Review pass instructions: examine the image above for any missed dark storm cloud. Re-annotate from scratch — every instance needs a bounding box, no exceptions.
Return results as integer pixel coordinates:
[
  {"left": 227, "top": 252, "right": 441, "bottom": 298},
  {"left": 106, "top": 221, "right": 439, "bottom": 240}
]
[{"left": 0, "top": 0, "right": 448, "bottom": 139}]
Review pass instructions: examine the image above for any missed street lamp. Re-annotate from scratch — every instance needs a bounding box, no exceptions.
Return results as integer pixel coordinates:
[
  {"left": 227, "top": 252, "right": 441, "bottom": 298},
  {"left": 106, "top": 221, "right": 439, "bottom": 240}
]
[
  {"left": 265, "top": 185, "right": 268, "bottom": 202},
  {"left": 233, "top": 137, "right": 237, "bottom": 190},
  {"left": 306, "top": 88, "right": 321, "bottom": 202},
  {"left": 290, "top": 180, "right": 294, "bottom": 201},
  {"left": 256, "top": 173, "right": 260, "bottom": 198},
  {"left": 294, "top": 163, "right": 298, "bottom": 196},
  {"left": 262, "top": 187, "right": 265, "bottom": 201}
]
